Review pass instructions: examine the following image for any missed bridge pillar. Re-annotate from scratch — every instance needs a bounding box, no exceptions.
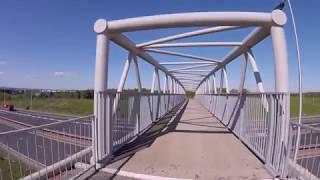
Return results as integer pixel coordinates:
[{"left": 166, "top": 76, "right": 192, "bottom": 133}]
[
  {"left": 271, "top": 27, "right": 289, "bottom": 93},
  {"left": 269, "top": 10, "right": 290, "bottom": 177},
  {"left": 93, "top": 19, "right": 112, "bottom": 166}
]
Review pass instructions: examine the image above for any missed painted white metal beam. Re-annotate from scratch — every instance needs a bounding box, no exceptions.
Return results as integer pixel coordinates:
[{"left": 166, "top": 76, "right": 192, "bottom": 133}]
[
  {"left": 196, "top": 26, "right": 270, "bottom": 90},
  {"left": 171, "top": 70, "right": 211, "bottom": 72},
  {"left": 155, "top": 68, "right": 161, "bottom": 93},
  {"left": 143, "top": 42, "right": 242, "bottom": 49},
  {"left": 160, "top": 62, "right": 215, "bottom": 65},
  {"left": 163, "top": 74, "right": 168, "bottom": 93},
  {"left": 246, "top": 50, "right": 265, "bottom": 92},
  {"left": 137, "top": 26, "right": 241, "bottom": 47},
  {"left": 195, "top": 10, "right": 287, "bottom": 91},
  {"left": 145, "top": 49, "right": 220, "bottom": 62},
  {"left": 222, "top": 67, "right": 230, "bottom": 93},
  {"left": 239, "top": 54, "right": 248, "bottom": 93},
  {"left": 133, "top": 55, "right": 143, "bottom": 92},
  {"left": 171, "top": 72, "right": 207, "bottom": 76},
  {"left": 117, "top": 53, "right": 132, "bottom": 92},
  {"left": 211, "top": 74, "right": 217, "bottom": 94},
  {"left": 93, "top": 28, "right": 110, "bottom": 162},
  {"left": 107, "top": 12, "right": 274, "bottom": 33},
  {"left": 93, "top": 20, "right": 185, "bottom": 89},
  {"left": 168, "top": 64, "right": 214, "bottom": 71},
  {"left": 271, "top": 26, "right": 289, "bottom": 93}
]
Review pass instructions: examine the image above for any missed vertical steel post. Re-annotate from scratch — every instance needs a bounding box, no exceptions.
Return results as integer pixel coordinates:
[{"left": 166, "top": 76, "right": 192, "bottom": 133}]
[
  {"left": 151, "top": 68, "right": 156, "bottom": 93},
  {"left": 222, "top": 67, "right": 229, "bottom": 93},
  {"left": 239, "top": 54, "right": 248, "bottom": 94},
  {"left": 117, "top": 53, "right": 132, "bottom": 92},
  {"left": 270, "top": 10, "right": 289, "bottom": 177},
  {"left": 212, "top": 73, "right": 217, "bottom": 94},
  {"left": 270, "top": 10, "right": 289, "bottom": 93},
  {"left": 219, "top": 69, "right": 224, "bottom": 94},
  {"left": 155, "top": 68, "right": 161, "bottom": 93},
  {"left": 132, "top": 55, "right": 142, "bottom": 133},
  {"left": 133, "top": 56, "right": 142, "bottom": 92},
  {"left": 170, "top": 77, "right": 174, "bottom": 94},
  {"left": 163, "top": 74, "right": 168, "bottom": 93},
  {"left": 93, "top": 19, "right": 110, "bottom": 165}
]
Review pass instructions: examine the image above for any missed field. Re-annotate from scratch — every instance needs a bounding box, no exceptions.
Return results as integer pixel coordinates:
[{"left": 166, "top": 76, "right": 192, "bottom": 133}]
[
  {"left": 4, "top": 93, "right": 93, "bottom": 116},
  {"left": 2, "top": 92, "right": 320, "bottom": 117},
  {"left": 291, "top": 94, "right": 320, "bottom": 117}
]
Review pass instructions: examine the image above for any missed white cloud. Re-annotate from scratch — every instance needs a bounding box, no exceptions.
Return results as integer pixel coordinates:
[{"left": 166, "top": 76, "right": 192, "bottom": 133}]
[
  {"left": 0, "top": 61, "right": 6, "bottom": 65},
  {"left": 53, "top": 71, "right": 75, "bottom": 77}
]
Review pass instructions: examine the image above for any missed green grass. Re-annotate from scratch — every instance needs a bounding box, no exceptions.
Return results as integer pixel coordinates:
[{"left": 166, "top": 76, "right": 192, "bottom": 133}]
[
  {"left": 3, "top": 93, "right": 320, "bottom": 117},
  {"left": 0, "top": 155, "right": 28, "bottom": 180},
  {"left": 290, "top": 95, "right": 320, "bottom": 117},
  {"left": 4, "top": 94, "right": 93, "bottom": 116}
]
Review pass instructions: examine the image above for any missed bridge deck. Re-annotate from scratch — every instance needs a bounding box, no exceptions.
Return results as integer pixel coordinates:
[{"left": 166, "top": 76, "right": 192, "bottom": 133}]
[{"left": 94, "top": 99, "right": 271, "bottom": 179}]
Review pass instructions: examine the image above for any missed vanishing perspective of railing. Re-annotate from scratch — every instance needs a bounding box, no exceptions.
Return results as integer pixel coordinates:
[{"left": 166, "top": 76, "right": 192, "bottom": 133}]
[
  {"left": 288, "top": 122, "right": 320, "bottom": 179},
  {"left": 0, "top": 115, "right": 93, "bottom": 180},
  {"left": 196, "top": 93, "right": 290, "bottom": 177},
  {"left": 93, "top": 92, "right": 186, "bottom": 164}
]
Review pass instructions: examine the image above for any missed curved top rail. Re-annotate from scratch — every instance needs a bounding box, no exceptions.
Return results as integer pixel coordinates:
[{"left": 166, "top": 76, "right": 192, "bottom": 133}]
[{"left": 105, "top": 11, "right": 284, "bottom": 33}]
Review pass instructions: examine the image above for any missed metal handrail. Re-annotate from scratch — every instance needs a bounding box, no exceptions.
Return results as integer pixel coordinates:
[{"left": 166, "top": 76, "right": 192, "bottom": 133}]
[
  {"left": 290, "top": 121, "right": 320, "bottom": 132},
  {"left": 0, "top": 114, "right": 93, "bottom": 135}
]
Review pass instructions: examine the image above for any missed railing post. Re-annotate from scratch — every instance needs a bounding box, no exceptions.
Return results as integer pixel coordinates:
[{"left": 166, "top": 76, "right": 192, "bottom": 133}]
[{"left": 93, "top": 19, "right": 111, "bottom": 165}]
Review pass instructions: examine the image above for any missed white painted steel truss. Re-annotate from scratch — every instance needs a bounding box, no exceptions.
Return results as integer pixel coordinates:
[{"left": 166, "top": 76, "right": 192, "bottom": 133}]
[{"left": 93, "top": 10, "right": 290, "bottom": 176}]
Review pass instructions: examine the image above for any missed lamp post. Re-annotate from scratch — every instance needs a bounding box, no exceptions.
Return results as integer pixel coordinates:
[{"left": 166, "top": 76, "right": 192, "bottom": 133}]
[
  {"left": 3, "top": 88, "right": 5, "bottom": 104},
  {"left": 30, "top": 90, "right": 33, "bottom": 110}
]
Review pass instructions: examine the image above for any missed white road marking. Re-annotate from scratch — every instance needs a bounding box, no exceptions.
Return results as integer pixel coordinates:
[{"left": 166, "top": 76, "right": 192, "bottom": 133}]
[
  {"left": 0, "top": 109, "right": 61, "bottom": 121},
  {"left": 75, "top": 162, "right": 192, "bottom": 180}
]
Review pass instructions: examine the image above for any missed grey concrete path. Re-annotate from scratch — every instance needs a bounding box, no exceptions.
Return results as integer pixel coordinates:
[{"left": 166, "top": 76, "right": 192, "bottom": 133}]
[{"left": 100, "top": 99, "right": 271, "bottom": 180}]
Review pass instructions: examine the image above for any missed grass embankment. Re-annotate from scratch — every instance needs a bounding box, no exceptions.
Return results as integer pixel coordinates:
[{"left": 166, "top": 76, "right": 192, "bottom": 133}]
[
  {"left": 0, "top": 154, "right": 28, "bottom": 180},
  {"left": 5, "top": 94, "right": 93, "bottom": 116}
]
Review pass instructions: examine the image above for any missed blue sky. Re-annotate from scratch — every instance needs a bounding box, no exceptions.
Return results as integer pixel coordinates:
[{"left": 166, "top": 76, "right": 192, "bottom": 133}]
[{"left": 0, "top": 0, "right": 319, "bottom": 92}]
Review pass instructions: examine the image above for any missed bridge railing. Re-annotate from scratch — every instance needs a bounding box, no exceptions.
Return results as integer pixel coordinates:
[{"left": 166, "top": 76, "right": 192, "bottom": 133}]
[
  {"left": 288, "top": 122, "right": 320, "bottom": 179},
  {"left": 0, "top": 115, "right": 93, "bottom": 180},
  {"left": 93, "top": 91, "right": 186, "bottom": 163},
  {"left": 195, "top": 93, "right": 290, "bottom": 177}
]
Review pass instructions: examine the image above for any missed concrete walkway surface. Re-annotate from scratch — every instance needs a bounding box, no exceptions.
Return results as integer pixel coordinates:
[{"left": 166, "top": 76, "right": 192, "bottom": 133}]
[{"left": 93, "top": 99, "right": 271, "bottom": 180}]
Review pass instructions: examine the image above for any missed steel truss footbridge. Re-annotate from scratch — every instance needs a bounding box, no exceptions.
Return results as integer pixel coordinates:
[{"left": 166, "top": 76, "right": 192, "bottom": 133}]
[{"left": 0, "top": 9, "right": 319, "bottom": 180}]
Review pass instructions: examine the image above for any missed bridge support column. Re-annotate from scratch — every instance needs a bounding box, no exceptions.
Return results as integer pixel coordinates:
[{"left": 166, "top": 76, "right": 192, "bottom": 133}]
[
  {"left": 93, "top": 19, "right": 112, "bottom": 166},
  {"left": 269, "top": 13, "right": 289, "bottom": 177}
]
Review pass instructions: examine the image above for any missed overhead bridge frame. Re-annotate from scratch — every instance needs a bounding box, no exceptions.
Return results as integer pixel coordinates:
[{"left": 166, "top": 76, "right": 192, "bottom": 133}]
[{"left": 92, "top": 10, "right": 290, "bottom": 177}]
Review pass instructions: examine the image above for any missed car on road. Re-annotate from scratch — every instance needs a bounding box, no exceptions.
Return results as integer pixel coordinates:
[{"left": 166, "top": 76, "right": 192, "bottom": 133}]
[{"left": 2, "top": 103, "right": 15, "bottom": 111}]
